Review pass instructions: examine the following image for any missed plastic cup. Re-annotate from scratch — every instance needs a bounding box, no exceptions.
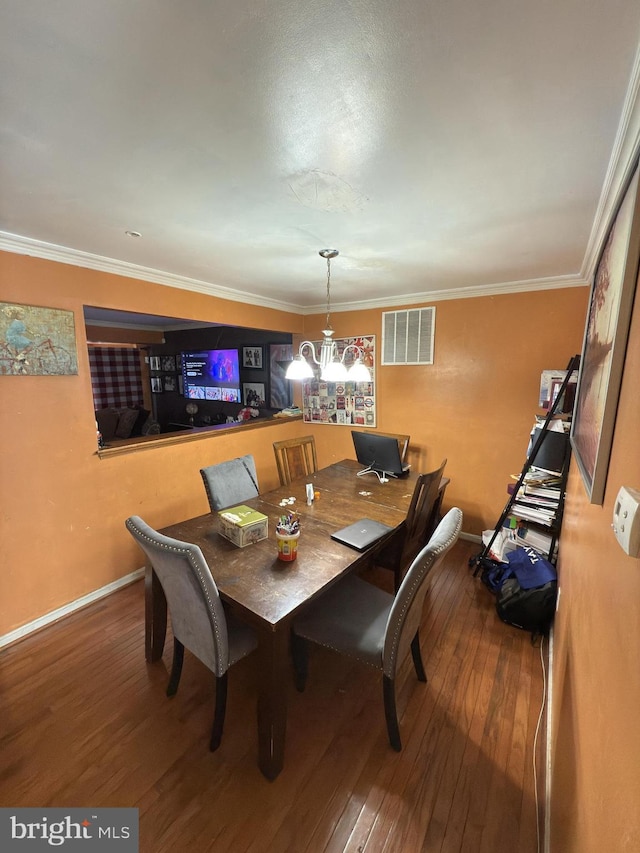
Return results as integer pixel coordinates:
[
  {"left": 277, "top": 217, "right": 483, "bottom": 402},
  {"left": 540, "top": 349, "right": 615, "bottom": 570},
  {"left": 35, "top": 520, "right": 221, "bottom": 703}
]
[{"left": 276, "top": 530, "right": 300, "bottom": 561}]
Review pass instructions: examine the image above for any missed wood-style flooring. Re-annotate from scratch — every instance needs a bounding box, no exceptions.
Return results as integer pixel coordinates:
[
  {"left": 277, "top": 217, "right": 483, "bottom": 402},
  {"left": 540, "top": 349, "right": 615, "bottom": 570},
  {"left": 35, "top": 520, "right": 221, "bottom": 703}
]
[{"left": 0, "top": 540, "right": 545, "bottom": 852}]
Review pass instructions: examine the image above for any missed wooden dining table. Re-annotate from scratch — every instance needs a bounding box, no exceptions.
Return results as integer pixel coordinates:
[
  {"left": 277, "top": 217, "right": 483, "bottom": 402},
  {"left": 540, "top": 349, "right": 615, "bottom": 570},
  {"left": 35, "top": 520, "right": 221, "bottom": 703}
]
[{"left": 146, "top": 458, "right": 449, "bottom": 779}]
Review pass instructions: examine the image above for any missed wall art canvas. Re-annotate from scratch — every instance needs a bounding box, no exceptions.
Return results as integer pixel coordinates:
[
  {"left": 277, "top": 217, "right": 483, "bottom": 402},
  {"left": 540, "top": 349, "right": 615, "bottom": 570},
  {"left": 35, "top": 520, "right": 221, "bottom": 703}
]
[
  {"left": 570, "top": 166, "right": 640, "bottom": 504},
  {"left": 269, "top": 343, "right": 293, "bottom": 408},
  {"left": 0, "top": 302, "right": 78, "bottom": 375}
]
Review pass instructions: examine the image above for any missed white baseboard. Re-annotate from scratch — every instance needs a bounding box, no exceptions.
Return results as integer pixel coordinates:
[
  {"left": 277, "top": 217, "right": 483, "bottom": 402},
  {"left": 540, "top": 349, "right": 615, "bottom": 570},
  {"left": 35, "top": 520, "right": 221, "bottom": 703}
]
[
  {"left": 459, "top": 531, "right": 482, "bottom": 544},
  {"left": 545, "top": 625, "right": 554, "bottom": 853},
  {"left": 0, "top": 568, "right": 145, "bottom": 650}
]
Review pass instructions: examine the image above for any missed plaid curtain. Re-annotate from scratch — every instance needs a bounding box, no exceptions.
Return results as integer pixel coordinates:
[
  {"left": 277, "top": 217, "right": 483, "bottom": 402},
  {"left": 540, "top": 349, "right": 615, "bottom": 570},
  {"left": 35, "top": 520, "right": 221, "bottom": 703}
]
[{"left": 89, "top": 346, "right": 144, "bottom": 409}]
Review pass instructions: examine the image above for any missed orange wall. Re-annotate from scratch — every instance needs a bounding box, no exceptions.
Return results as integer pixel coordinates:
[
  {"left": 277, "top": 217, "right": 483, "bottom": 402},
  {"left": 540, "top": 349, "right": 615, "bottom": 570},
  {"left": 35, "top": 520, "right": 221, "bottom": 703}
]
[
  {"left": 0, "top": 251, "right": 306, "bottom": 635},
  {"left": 1, "top": 248, "right": 588, "bottom": 643},
  {"left": 549, "top": 270, "right": 640, "bottom": 850},
  {"left": 301, "top": 289, "right": 589, "bottom": 536}
]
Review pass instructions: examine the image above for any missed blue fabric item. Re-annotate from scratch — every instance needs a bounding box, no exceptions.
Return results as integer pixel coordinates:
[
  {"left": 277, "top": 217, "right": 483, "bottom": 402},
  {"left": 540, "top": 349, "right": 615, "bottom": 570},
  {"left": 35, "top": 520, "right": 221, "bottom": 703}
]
[{"left": 506, "top": 547, "right": 557, "bottom": 590}]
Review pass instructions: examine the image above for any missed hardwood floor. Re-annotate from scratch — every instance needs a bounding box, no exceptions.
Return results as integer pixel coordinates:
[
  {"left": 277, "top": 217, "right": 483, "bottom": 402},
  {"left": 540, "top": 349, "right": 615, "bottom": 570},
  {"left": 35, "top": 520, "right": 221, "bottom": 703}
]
[{"left": 0, "top": 540, "right": 545, "bottom": 852}]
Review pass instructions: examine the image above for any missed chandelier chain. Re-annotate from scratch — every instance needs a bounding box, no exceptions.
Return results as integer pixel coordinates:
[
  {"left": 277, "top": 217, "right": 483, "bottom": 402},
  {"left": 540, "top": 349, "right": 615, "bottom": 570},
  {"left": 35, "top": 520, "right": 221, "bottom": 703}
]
[{"left": 326, "top": 255, "right": 331, "bottom": 329}]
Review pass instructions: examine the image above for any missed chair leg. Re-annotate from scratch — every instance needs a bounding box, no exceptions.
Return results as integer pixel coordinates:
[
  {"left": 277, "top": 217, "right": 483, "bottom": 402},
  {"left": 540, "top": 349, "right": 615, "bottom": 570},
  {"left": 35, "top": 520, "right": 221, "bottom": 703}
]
[
  {"left": 166, "top": 638, "right": 184, "bottom": 697},
  {"left": 383, "top": 674, "right": 402, "bottom": 751},
  {"left": 210, "top": 672, "right": 228, "bottom": 752},
  {"left": 290, "top": 632, "right": 308, "bottom": 692},
  {"left": 411, "top": 629, "right": 427, "bottom": 682}
]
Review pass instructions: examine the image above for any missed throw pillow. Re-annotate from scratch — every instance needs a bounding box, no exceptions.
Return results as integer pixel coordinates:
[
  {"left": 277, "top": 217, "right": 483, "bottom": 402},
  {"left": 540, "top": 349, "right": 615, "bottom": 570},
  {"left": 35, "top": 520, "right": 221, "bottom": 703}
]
[
  {"left": 95, "top": 408, "right": 120, "bottom": 442},
  {"left": 115, "top": 407, "right": 140, "bottom": 439}
]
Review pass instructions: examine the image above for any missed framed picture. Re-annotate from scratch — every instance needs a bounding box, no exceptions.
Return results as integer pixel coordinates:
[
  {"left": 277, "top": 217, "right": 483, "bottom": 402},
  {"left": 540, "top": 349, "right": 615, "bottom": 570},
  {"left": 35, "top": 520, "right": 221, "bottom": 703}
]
[
  {"left": 243, "top": 382, "right": 266, "bottom": 407},
  {"left": 270, "top": 343, "right": 293, "bottom": 408},
  {"left": 151, "top": 376, "right": 163, "bottom": 393},
  {"left": 149, "top": 356, "right": 161, "bottom": 371},
  {"left": 163, "top": 374, "right": 176, "bottom": 392},
  {"left": 243, "top": 346, "right": 263, "bottom": 369},
  {"left": 0, "top": 302, "right": 78, "bottom": 375},
  {"left": 570, "top": 164, "right": 640, "bottom": 504},
  {"left": 301, "top": 335, "right": 377, "bottom": 427},
  {"left": 160, "top": 355, "right": 176, "bottom": 372}
]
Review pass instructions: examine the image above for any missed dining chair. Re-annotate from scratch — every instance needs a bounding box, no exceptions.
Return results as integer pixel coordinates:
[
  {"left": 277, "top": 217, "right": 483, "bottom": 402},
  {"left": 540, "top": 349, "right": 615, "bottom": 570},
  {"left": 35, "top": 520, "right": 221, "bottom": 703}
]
[
  {"left": 377, "top": 432, "right": 410, "bottom": 464},
  {"left": 200, "top": 454, "right": 259, "bottom": 511},
  {"left": 374, "top": 458, "right": 448, "bottom": 592},
  {"left": 125, "top": 515, "right": 258, "bottom": 751},
  {"left": 273, "top": 435, "right": 318, "bottom": 486},
  {"left": 291, "top": 507, "right": 462, "bottom": 751}
]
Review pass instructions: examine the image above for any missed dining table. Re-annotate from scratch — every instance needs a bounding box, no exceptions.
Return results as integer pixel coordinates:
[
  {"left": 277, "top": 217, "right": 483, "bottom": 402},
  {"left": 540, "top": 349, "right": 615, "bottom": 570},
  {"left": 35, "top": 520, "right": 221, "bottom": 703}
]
[{"left": 146, "top": 458, "right": 449, "bottom": 779}]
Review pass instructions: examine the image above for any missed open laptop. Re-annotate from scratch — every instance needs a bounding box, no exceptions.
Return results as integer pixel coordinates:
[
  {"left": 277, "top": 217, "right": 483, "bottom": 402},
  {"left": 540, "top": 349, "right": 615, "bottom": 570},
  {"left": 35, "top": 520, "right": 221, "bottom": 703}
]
[
  {"left": 331, "top": 518, "right": 394, "bottom": 551},
  {"left": 351, "top": 430, "right": 411, "bottom": 480}
]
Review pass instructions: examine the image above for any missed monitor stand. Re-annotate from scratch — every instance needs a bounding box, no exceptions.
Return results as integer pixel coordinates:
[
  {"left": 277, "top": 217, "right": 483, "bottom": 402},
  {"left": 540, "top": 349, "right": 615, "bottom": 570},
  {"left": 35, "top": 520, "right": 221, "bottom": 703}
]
[{"left": 356, "top": 465, "right": 396, "bottom": 483}]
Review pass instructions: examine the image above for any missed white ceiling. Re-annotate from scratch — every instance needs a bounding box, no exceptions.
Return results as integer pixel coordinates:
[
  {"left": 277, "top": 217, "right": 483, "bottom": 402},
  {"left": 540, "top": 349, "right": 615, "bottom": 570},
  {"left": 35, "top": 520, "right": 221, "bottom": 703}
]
[{"left": 2, "top": 1, "right": 640, "bottom": 314}]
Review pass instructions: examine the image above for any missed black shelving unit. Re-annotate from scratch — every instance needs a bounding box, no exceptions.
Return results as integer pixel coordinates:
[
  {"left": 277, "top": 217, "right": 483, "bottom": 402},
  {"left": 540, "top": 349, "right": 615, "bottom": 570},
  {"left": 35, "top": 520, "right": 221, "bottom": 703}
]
[{"left": 470, "top": 354, "right": 580, "bottom": 573}]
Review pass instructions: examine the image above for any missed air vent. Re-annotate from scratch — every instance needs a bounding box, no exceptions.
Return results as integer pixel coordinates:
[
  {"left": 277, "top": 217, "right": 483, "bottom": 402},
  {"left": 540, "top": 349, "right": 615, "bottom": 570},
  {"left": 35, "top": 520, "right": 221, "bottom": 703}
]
[{"left": 382, "top": 307, "right": 435, "bottom": 365}]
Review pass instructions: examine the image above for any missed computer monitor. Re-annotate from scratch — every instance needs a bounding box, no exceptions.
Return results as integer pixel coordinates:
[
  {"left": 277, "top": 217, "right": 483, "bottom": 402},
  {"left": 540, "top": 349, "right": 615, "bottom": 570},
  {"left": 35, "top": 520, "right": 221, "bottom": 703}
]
[{"left": 351, "top": 430, "right": 409, "bottom": 481}]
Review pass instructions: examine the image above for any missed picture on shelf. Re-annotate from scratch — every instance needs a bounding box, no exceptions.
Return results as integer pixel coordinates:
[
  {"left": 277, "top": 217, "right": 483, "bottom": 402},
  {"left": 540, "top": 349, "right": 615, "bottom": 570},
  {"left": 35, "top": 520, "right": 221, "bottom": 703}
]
[
  {"left": 243, "top": 382, "right": 266, "bottom": 407},
  {"left": 160, "top": 355, "right": 176, "bottom": 372},
  {"left": 243, "top": 347, "right": 263, "bottom": 369}
]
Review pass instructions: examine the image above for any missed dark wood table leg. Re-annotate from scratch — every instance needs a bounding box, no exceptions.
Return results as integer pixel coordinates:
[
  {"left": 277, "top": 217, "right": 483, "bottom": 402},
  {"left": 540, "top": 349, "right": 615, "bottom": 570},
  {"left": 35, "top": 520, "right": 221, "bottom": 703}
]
[
  {"left": 256, "top": 625, "right": 289, "bottom": 780},
  {"left": 145, "top": 566, "right": 167, "bottom": 662}
]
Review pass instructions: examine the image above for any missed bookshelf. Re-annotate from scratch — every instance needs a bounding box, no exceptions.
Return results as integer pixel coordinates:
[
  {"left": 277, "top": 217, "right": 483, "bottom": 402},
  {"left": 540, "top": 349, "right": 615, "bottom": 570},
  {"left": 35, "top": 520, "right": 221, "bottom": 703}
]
[{"left": 470, "top": 355, "right": 580, "bottom": 570}]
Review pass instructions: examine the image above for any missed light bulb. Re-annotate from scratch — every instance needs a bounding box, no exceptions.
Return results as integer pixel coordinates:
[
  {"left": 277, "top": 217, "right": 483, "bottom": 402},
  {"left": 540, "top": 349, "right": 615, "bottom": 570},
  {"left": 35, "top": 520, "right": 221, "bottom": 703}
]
[
  {"left": 285, "top": 355, "right": 313, "bottom": 380},
  {"left": 347, "top": 360, "right": 371, "bottom": 382}
]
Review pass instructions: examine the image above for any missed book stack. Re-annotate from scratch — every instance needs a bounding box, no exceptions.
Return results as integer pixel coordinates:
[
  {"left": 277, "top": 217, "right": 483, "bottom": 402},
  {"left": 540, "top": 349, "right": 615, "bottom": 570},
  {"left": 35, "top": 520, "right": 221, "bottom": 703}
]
[{"left": 507, "top": 466, "right": 563, "bottom": 558}]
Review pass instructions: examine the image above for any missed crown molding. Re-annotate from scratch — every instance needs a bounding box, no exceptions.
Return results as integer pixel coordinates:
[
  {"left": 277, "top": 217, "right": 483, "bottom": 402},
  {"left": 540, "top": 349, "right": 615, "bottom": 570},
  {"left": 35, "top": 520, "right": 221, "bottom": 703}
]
[
  {"left": 582, "top": 38, "right": 640, "bottom": 281},
  {"left": 0, "top": 229, "right": 589, "bottom": 316},
  {"left": 0, "top": 231, "right": 294, "bottom": 314},
  {"left": 301, "top": 274, "right": 589, "bottom": 314}
]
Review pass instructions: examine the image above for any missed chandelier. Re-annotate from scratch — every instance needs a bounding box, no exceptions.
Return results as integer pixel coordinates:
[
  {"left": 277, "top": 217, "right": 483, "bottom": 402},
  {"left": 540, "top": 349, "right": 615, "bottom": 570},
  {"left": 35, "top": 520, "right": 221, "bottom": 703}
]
[{"left": 285, "top": 250, "right": 371, "bottom": 383}]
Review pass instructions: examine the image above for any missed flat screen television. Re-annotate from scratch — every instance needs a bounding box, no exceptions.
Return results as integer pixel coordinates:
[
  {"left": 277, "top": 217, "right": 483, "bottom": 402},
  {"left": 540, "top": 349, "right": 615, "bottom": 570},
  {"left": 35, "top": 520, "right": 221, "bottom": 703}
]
[
  {"left": 351, "top": 430, "right": 410, "bottom": 480},
  {"left": 180, "top": 349, "right": 241, "bottom": 402}
]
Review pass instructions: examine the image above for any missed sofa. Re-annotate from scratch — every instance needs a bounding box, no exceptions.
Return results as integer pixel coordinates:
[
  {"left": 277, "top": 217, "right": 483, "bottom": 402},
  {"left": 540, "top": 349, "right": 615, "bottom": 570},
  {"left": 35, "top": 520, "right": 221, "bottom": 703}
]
[{"left": 95, "top": 406, "right": 158, "bottom": 442}]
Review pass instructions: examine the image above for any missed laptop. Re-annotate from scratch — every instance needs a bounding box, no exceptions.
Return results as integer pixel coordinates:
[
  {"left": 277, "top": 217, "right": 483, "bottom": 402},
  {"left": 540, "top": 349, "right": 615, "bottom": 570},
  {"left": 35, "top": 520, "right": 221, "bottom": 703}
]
[{"left": 331, "top": 518, "right": 394, "bottom": 551}]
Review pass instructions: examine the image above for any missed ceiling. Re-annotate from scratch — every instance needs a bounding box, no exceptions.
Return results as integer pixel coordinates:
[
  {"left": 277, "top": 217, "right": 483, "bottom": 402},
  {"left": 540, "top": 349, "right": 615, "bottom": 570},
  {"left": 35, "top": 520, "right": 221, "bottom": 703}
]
[{"left": 2, "top": 1, "right": 640, "bottom": 315}]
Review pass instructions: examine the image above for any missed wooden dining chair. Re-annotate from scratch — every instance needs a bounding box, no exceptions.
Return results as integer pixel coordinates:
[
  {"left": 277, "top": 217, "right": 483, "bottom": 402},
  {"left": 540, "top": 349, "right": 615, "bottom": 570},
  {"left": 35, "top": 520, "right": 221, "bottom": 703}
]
[
  {"left": 376, "top": 432, "right": 410, "bottom": 464},
  {"left": 200, "top": 454, "right": 259, "bottom": 511},
  {"left": 374, "top": 458, "right": 448, "bottom": 591},
  {"left": 291, "top": 507, "right": 463, "bottom": 751},
  {"left": 125, "top": 516, "right": 258, "bottom": 751},
  {"left": 273, "top": 435, "right": 318, "bottom": 486}
]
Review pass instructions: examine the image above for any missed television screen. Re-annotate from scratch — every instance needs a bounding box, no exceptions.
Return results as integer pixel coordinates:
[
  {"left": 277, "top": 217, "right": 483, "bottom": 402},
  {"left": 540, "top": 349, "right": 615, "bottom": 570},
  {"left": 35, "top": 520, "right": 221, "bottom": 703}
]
[{"left": 181, "top": 349, "right": 241, "bottom": 402}]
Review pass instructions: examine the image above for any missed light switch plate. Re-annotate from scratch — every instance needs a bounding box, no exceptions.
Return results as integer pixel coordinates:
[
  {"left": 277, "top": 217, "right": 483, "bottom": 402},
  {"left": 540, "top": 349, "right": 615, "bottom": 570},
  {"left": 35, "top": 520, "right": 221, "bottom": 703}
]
[{"left": 612, "top": 486, "right": 640, "bottom": 557}]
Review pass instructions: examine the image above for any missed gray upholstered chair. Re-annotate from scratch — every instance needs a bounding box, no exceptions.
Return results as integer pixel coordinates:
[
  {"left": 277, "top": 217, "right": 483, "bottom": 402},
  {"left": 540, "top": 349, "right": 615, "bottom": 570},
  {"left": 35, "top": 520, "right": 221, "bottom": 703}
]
[
  {"left": 291, "top": 507, "right": 463, "bottom": 751},
  {"left": 200, "top": 454, "right": 259, "bottom": 511},
  {"left": 374, "top": 459, "right": 448, "bottom": 591},
  {"left": 125, "top": 515, "right": 258, "bottom": 751}
]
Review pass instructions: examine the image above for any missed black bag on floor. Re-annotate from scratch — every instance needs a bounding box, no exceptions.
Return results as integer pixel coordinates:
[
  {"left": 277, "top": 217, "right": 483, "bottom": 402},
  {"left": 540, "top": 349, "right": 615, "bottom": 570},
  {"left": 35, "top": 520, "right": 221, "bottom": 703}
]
[{"left": 495, "top": 547, "right": 557, "bottom": 636}]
